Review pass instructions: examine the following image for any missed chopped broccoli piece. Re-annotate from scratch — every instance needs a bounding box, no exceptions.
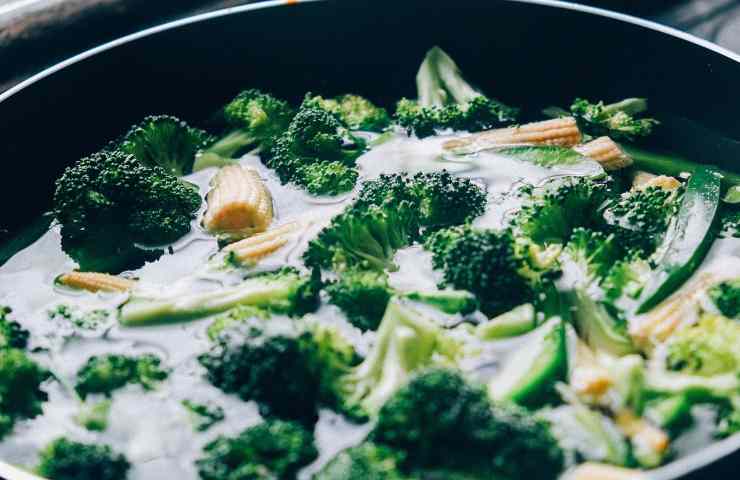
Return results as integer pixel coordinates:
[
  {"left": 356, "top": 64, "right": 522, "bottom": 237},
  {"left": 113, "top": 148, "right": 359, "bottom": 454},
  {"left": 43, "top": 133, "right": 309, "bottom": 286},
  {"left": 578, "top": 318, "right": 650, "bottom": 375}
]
[
  {"left": 394, "top": 47, "right": 517, "bottom": 138},
  {"left": 0, "top": 306, "right": 29, "bottom": 350},
  {"left": 0, "top": 348, "right": 49, "bottom": 438},
  {"left": 74, "top": 354, "right": 169, "bottom": 399},
  {"left": 182, "top": 399, "right": 225, "bottom": 432},
  {"left": 569, "top": 97, "right": 659, "bottom": 142},
  {"left": 53, "top": 149, "right": 202, "bottom": 273},
  {"left": 266, "top": 100, "right": 366, "bottom": 195},
  {"left": 304, "top": 93, "right": 390, "bottom": 131},
  {"left": 666, "top": 314, "right": 740, "bottom": 376},
  {"left": 719, "top": 208, "right": 740, "bottom": 239},
  {"left": 75, "top": 399, "right": 111, "bottom": 432},
  {"left": 119, "top": 115, "right": 214, "bottom": 176},
  {"left": 48, "top": 304, "right": 110, "bottom": 330},
  {"left": 709, "top": 279, "right": 740, "bottom": 318},
  {"left": 562, "top": 228, "right": 623, "bottom": 285},
  {"left": 370, "top": 369, "right": 564, "bottom": 479},
  {"left": 196, "top": 419, "right": 317, "bottom": 480},
  {"left": 199, "top": 318, "right": 358, "bottom": 424},
  {"left": 36, "top": 438, "right": 130, "bottom": 480},
  {"left": 600, "top": 255, "right": 652, "bottom": 303},
  {"left": 315, "top": 442, "right": 407, "bottom": 480},
  {"left": 206, "top": 305, "right": 269, "bottom": 341},
  {"left": 120, "top": 267, "right": 321, "bottom": 325},
  {"left": 337, "top": 299, "right": 462, "bottom": 416}
]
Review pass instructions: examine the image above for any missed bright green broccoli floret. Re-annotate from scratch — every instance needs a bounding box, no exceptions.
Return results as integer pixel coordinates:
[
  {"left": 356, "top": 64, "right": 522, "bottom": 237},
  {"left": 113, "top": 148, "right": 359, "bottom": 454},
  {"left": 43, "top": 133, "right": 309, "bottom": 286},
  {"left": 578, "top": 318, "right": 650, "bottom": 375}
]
[
  {"left": 562, "top": 228, "right": 623, "bottom": 284},
  {"left": 666, "top": 314, "right": 740, "bottom": 376},
  {"left": 53, "top": 149, "right": 202, "bottom": 273},
  {"left": 75, "top": 354, "right": 169, "bottom": 399},
  {"left": 266, "top": 101, "right": 366, "bottom": 195},
  {"left": 569, "top": 97, "right": 659, "bottom": 142},
  {"left": 394, "top": 47, "right": 517, "bottom": 138},
  {"left": 315, "top": 442, "right": 408, "bottom": 480},
  {"left": 326, "top": 270, "right": 477, "bottom": 331},
  {"left": 199, "top": 318, "right": 358, "bottom": 424},
  {"left": 336, "top": 299, "right": 462, "bottom": 416},
  {"left": 48, "top": 304, "right": 110, "bottom": 330},
  {"left": 600, "top": 254, "right": 652, "bottom": 303},
  {"left": 119, "top": 115, "right": 214, "bottom": 176},
  {"left": 0, "top": 306, "right": 29, "bottom": 350},
  {"left": 182, "top": 399, "right": 225, "bottom": 432},
  {"left": 36, "top": 438, "right": 130, "bottom": 480},
  {"left": 120, "top": 267, "right": 321, "bottom": 326},
  {"left": 196, "top": 419, "right": 317, "bottom": 480},
  {"left": 297, "top": 160, "right": 359, "bottom": 196},
  {"left": 305, "top": 93, "right": 390, "bottom": 131},
  {"left": 709, "top": 279, "right": 740, "bottom": 318},
  {"left": 0, "top": 348, "right": 49, "bottom": 438},
  {"left": 370, "top": 369, "right": 564, "bottom": 479}
]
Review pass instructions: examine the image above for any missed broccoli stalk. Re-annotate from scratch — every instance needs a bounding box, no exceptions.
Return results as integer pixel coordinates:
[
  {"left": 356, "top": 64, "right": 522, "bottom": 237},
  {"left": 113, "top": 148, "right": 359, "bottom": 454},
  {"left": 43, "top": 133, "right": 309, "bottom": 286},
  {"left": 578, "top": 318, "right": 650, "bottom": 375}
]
[
  {"left": 36, "top": 438, "right": 131, "bottom": 480},
  {"left": 395, "top": 47, "right": 518, "bottom": 138},
  {"left": 119, "top": 268, "right": 320, "bottom": 326}
]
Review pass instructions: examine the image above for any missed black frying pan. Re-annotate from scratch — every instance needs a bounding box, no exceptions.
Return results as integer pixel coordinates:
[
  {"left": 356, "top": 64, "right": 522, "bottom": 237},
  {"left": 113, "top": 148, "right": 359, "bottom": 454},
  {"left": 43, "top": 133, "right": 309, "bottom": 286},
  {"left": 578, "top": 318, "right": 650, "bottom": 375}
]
[{"left": 0, "top": 1, "right": 739, "bottom": 478}]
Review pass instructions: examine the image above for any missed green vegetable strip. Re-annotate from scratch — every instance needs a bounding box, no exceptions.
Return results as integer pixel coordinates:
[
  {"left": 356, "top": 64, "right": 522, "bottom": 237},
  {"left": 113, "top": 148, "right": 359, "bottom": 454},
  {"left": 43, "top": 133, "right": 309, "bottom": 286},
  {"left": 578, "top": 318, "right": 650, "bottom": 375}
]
[{"left": 637, "top": 167, "right": 721, "bottom": 313}]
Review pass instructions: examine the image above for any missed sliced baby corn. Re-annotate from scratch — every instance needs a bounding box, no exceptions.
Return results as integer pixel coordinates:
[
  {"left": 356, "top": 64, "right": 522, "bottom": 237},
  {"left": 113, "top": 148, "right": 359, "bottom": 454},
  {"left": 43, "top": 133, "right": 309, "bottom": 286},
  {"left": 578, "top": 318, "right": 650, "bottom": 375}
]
[
  {"left": 574, "top": 136, "right": 633, "bottom": 171},
  {"left": 58, "top": 272, "right": 136, "bottom": 293},
  {"left": 564, "top": 463, "right": 646, "bottom": 480},
  {"left": 222, "top": 222, "right": 300, "bottom": 265},
  {"left": 443, "top": 117, "right": 582, "bottom": 153},
  {"left": 635, "top": 174, "right": 681, "bottom": 192},
  {"left": 203, "top": 165, "right": 273, "bottom": 238},
  {"left": 615, "top": 410, "right": 670, "bottom": 464}
]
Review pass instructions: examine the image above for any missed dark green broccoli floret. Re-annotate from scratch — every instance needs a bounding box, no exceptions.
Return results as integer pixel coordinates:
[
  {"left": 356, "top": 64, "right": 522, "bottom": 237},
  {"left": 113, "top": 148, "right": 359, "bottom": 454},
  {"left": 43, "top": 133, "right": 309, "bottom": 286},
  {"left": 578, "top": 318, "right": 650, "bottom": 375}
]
[
  {"left": 394, "top": 47, "right": 517, "bottom": 138},
  {"left": 266, "top": 101, "right": 366, "bottom": 195},
  {"left": 370, "top": 369, "right": 564, "bottom": 479},
  {"left": 0, "top": 306, "right": 29, "bottom": 350},
  {"left": 36, "top": 438, "right": 130, "bottom": 480},
  {"left": 120, "top": 267, "right": 321, "bottom": 326},
  {"left": 304, "top": 93, "right": 390, "bottom": 131},
  {"left": 47, "top": 304, "right": 110, "bottom": 330},
  {"left": 315, "top": 442, "right": 407, "bottom": 480},
  {"left": 182, "top": 399, "right": 225, "bottom": 432},
  {"left": 0, "top": 348, "right": 49, "bottom": 438},
  {"left": 119, "top": 115, "right": 214, "bottom": 176},
  {"left": 74, "top": 354, "right": 169, "bottom": 399},
  {"left": 719, "top": 208, "right": 740, "bottom": 239},
  {"left": 602, "top": 185, "right": 682, "bottom": 258},
  {"left": 196, "top": 419, "right": 317, "bottom": 480},
  {"left": 709, "top": 279, "right": 740, "bottom": 318},
  {"left": 53, "top": 149, "right": 202, "bottom": 273},
  {"left": 569, "top": 97, "right": 659, "bottom": 142},
  {"left": 198, "top": 319, "right": 358, "bottom": 424}
]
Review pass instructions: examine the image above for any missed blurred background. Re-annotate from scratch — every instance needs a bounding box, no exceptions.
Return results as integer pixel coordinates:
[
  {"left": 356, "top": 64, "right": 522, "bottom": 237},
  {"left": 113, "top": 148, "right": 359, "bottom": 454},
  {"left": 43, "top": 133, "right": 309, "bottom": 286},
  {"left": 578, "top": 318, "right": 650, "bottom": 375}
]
[{"left": 1, "top": 0, "right": 739, "bottom": 93}]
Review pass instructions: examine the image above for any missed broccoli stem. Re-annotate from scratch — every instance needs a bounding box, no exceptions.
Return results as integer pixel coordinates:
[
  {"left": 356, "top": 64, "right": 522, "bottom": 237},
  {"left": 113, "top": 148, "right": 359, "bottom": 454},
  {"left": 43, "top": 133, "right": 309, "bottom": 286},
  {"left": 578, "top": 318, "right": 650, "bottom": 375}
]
[
  {"left": 193, "top": 131, "right": 255, "bottom": 172},
  {"left": 602, "top": 98, "right": 648, "bottom": 117},
  {"left": 416, "top": 46, "right": 479, "bottom": 107}
]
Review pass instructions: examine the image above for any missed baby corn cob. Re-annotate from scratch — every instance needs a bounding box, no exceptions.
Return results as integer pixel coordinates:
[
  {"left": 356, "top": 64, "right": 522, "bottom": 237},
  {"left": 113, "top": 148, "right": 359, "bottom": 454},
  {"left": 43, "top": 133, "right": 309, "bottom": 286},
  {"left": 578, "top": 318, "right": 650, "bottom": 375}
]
[
  {"left": 222, "top": 222, "right": 300, "bottom": 265},
  {"left": 58, "top": 272, "right": 136, "bottom": 293},
  {"left": 564, "top": 463, "right": 646, "bottom": 480},
  {"left": 203, "top": 165, "right": 273, "bottom": 237},
  {"left": 443, "top": 117, "right": 582, "bottom": 153},
  {"left": 634, "top": 174, "right": 681, "bottom": 192},
  {"left": 574, "top": 136, "right": 633, "bottom": 171},
  {"left": 615, "top": 410, "right": 670, "bottom": 457}
]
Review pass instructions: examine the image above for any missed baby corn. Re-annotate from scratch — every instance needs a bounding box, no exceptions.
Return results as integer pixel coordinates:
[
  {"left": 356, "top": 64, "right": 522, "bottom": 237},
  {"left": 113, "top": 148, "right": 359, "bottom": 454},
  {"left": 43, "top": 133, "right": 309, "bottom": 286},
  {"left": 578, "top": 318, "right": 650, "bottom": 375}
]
[
  {"left": 223, "top": 222, "right": 299, "bottom": 265},
  {"left": 635, "top": 174, "right": 681, "bottom": 192},
  {"left": 203, "top": 165, "right": 273, "bottom": 237},
  {"left": 443, "top": 117, "right": 582, "bottom": 153},
  {"left": 58, "top": 272, "right": 136, "bottom": 293},
  {"left": 574, "top": 136, "right": 633, "bottom": 171}
]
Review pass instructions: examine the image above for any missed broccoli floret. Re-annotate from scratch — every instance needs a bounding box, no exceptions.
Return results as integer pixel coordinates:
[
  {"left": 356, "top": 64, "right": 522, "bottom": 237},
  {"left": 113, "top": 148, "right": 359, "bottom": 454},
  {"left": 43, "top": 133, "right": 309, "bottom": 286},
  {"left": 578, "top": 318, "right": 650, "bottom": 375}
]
[
  {"left": 196, "top": 419, "right": 317, "bottom": 480},
  {"left": 36, "top": 438, "right": 130, "bottom": 480},
  {"left": 326, "top": 270, "right": 477, "bottom": 331},
  {"left": 206, "top": 305, "right": 269, "bottom": 341},
  {"left": 48, "top": 304, "right": 110, "bottom": 330},
  {"left": 119, "top": 115, "right": 214, "bottom": 176},
  {"left": 337, "top": 299, "right": 462, "bottom": 416},
  {"left": 569, "top": 97, "right": 659, "bottom": 142},
  {"left": 0, "top": 348, "right": 49, "bottom": 438},
  {"left": 304, "top": 93, "right": 390, "bottom": 131},
  {"left": 719, "top": 208, "right": 740, "bottom": 239},
  {"left": 602, "top": 185, "right": 681, "bottom": 258},
  {"left": 53, "top": 149, "right": 202, "bottom": 273},
  {"left": 266, "top": 101, "right": 366, "bottom": 195},
  {"left": 666, "top": 314, "right": 740, "bottom": 376},
  {"left": 315, "top": 442, "right": 407, "bottom": 480},
  {"left": 370, "top": 369, "right": 564, "bottom": 479},
  {"left": 75, "top": 399, "right": 111, "bottom": 432},
  {"left": 182, "top": 399, "right": 225, "bottom": 432},
  {"left": 709, "top": 279, "right": 740, "bottom": 318},
  {"left": 297, "top": 160, "right": 359, "bottom": 196},
  {"left": 0, "top": 306, "right": 29, "bottom": 350},
  {"left": 199, "top": 318, "right": 358, "bottom": 424},
  {"left": 600, "top": 255, "right": 652, "bottom": 303},
  {"left": 74, "top": 354, "right": 169, "bottom": 399},
  {"left": 394, "top": 47, "right": 517, "bottom": 138},
  {"left": 562, "top": 228, "right": 623, "bottom": 285},
  {"left": 120, "top": 267, "right": 321, "bottom": 326}
]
